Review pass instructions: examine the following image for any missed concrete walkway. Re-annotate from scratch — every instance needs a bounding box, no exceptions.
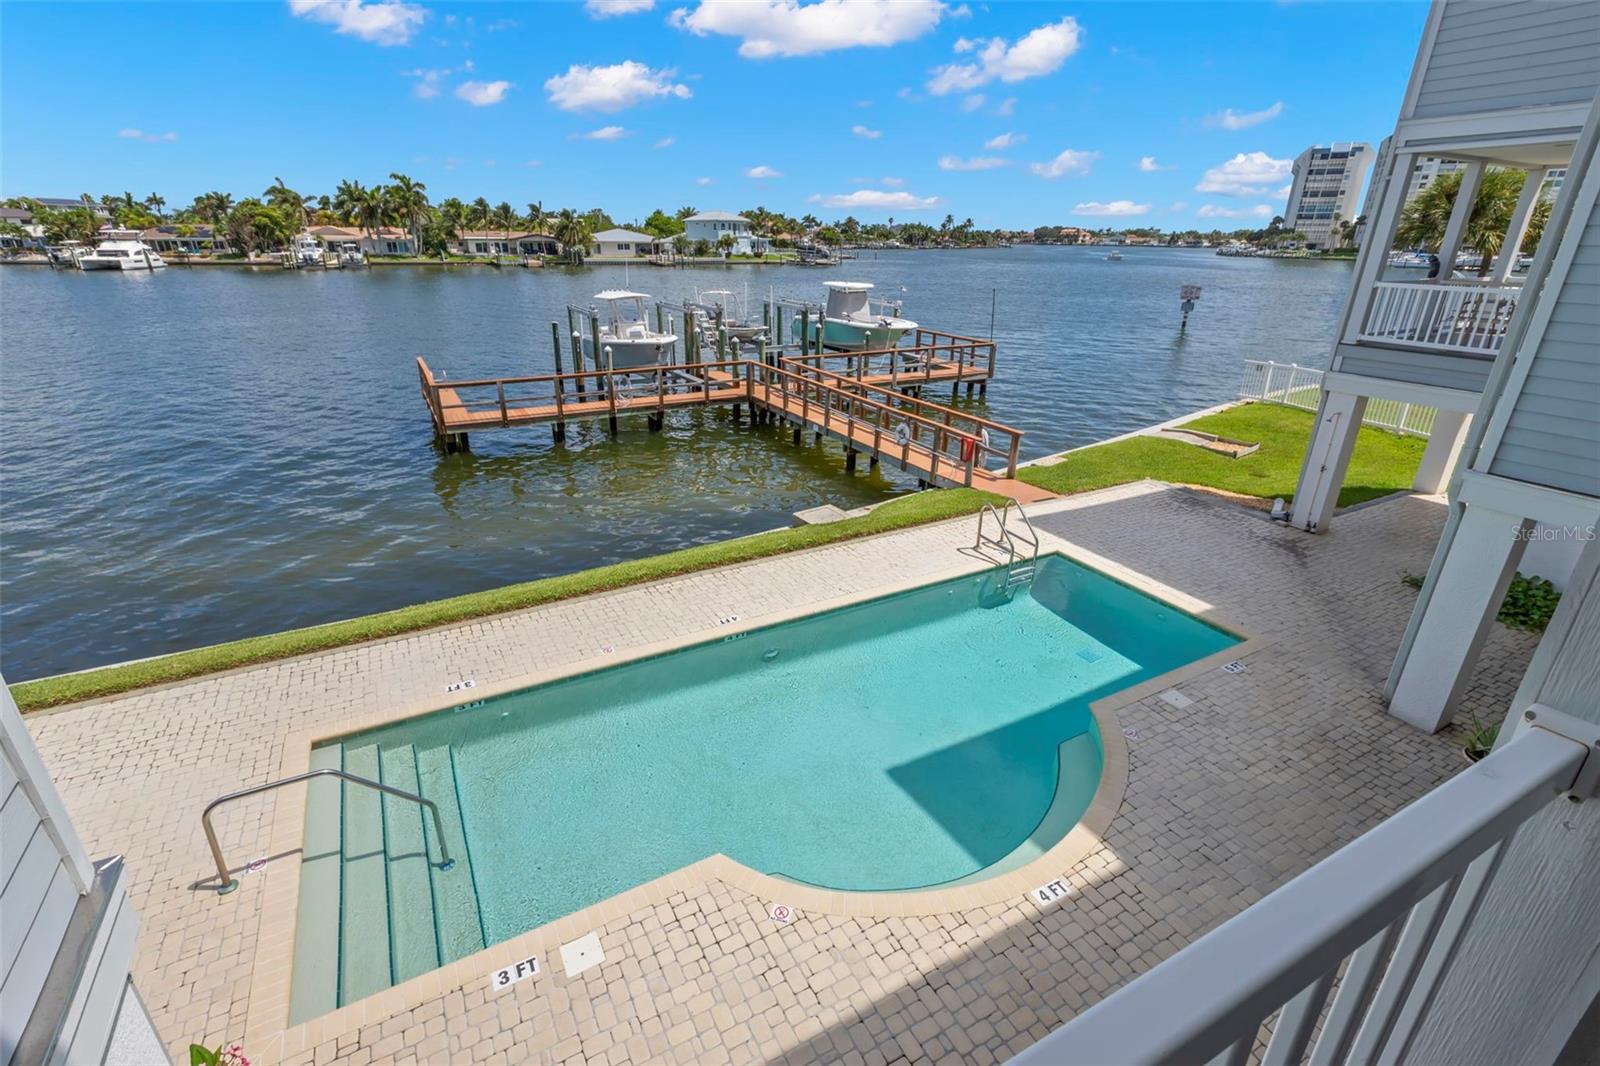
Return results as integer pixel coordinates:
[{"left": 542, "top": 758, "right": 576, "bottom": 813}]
[{"left": 25, "top": 482, "right": 1536, "bottom": 1065}]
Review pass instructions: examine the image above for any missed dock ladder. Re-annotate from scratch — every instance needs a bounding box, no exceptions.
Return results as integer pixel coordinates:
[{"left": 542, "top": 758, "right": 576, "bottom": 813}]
[{"left": 974, "top": 498, "right": 1040, "bottom": 595}]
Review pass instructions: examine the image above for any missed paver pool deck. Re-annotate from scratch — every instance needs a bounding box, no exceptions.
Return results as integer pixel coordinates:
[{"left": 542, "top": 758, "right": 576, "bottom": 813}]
[{"left": 24, "top": 481, "right": 1537, "bottom": 1065}]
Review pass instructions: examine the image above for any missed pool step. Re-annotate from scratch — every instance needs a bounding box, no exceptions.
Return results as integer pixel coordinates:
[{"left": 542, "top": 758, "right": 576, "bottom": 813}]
[
  {"left": 415, "top": 745, "right": 487, "bottom": 964},
  {"left": 289, "top": 739, "right": 486, "bottom": 1022},
  {"left": 288, "top": 745, "right": 344, "bottom": 1024},
  {"left": 379, "top": 745, "right": 442, "bottom": 985},
  {"left": 339, "top": 742, "right": 392, "bottom": 1005}
]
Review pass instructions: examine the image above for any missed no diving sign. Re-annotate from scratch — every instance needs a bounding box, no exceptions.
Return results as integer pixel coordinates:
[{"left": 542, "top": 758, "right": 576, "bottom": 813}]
[{"left": 769, "top": 903, "right": 796, "bottom": 926}]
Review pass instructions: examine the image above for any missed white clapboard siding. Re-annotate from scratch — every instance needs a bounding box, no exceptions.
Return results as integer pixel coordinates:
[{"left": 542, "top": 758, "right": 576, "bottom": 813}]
[
  {"left": 1412, "top": 0, "right": 1600, "bottom": 119},
  {"left": 1487, "top": 168, "right": 1600, "bottom": 498}
]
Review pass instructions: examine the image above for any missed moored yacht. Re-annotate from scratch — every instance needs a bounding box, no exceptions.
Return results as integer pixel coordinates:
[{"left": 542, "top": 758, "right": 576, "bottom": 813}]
[
  {"left": 792, "top": 281, "right": 916, "bottom": 351},
  {"left": 78, "top": 236, "right": 165, "bottom": 271},
  {"left": 579, "top": 290, "right": 679, "bottom": 369}
]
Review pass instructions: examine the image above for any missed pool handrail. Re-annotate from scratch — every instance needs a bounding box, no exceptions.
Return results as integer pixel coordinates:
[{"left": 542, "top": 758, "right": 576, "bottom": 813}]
[{"left": 201, "top": 768, "right": 454, "bottom": 895}]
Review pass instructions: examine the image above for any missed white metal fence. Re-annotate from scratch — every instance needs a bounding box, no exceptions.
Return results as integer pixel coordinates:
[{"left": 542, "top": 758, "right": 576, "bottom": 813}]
[
  {"left": 1009, "top": 713, "right": 1591, "bottom": 1066},
  {"left": 1241, "top": 360, "right": 1436, "bottom": 438}
]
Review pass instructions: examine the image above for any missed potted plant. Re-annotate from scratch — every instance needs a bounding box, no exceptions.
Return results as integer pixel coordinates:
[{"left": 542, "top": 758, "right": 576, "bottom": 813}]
[{"left": 1462, "top": 714, "right": 1499, "bottom": 763}]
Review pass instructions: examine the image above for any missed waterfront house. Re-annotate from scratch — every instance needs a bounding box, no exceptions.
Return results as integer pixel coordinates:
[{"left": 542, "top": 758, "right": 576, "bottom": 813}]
[
  {"left": 0, "top": 206, "right": 40, "bottom": 249},
  {"left": 447, "top": 230, "right": 560, "bottom": 257},
  {"left": 307, "top": 225, "right": 416, "bottom": 257},
  {"left": 137, "top": 225, "right": 230, "bottom": 255},
  {"left": 1, "top": 685, "right": 161, "bottom": 1064},
  {"left": 589, "top": 227, "right": 665, "bottom": 258},
  {"left": 1013, "top": 4, "right": 1600, "bottom": 1061},
  {"left": 32, "top": 196, "right": 114, "bottom": 220},
  {"left": 680, "top": 212, "right": 769, "bottom": 255}
]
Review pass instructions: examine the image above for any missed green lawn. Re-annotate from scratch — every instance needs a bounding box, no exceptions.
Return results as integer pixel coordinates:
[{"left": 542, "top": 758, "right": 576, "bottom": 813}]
[
  {"left": 1017, "top": 402, "right": 1426, "bottom": 506},
  {"left": 10, "top": 487, "right": 1002, "bottom": 713}
]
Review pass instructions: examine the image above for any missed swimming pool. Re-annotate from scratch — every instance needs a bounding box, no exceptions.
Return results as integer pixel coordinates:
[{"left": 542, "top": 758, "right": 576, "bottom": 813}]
[{"left": 288, "top": 554, "right": 1237, "bottom": 1019}]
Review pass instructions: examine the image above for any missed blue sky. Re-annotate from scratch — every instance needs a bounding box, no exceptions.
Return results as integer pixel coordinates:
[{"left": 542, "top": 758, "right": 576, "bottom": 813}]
[{"left": 1, "top": 1, "right": 1429, "bottom": 229}]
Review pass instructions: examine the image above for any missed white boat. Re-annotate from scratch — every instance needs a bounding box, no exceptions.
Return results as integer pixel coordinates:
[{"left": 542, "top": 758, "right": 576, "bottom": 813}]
[
  {"left": 78, "top": 238, "right": 165, "bottom": 271},
  {"left": 691, "top": 289, "right": 765, "bottom": 345},
  {"left": 49, "top": 241, "right": 91, "bottom": 267},
  {"left": 580, "top": 290, "right": 678, "bottom": 369},
  {"left": 1105, "top": 251, "right": 1124, "bottom": 261},
  {"left": 791, "top": 281, "right": 916, "bottom": 351},
  {"left": 338, "top": 242, "right": 365, "bottom": 267},
  {"left": 292, "top": 233, "right": 324, "bottom": 268}
]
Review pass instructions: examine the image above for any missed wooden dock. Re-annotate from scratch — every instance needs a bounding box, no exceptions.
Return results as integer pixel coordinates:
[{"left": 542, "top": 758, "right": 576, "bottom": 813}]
[{"left": 417, "top": 349, "right": 1046, "bottom": 500}]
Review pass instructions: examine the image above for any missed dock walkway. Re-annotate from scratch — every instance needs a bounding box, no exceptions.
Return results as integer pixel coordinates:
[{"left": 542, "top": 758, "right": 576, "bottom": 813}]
[{"left": 417, "top": 352, "right": 1047, "bottom": 500}]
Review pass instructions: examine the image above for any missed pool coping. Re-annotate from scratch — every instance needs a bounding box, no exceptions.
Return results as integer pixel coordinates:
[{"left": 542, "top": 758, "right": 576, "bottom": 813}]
[{"left": 243, "top": 508, "right": 1266, "bottom": 1055}]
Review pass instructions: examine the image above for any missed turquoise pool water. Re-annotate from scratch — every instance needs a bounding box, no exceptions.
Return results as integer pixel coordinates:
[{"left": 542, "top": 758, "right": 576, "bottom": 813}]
[{"left": 324, "top": 556, "right": 1235, "bottom": 953}]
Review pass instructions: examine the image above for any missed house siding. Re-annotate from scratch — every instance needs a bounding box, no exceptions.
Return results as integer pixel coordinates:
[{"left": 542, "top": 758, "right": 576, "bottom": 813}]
[
  {"left": 1411, "top": 0, "right": 1600, "bottom": 120},
  {"left": 1487, "top": 190, "right": 1600, "bottom": 497}
]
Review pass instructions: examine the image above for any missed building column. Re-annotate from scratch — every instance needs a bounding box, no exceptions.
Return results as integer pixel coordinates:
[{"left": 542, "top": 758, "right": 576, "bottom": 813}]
[
  {"left": 1412, "top": 410, "right": 1471, "bottom": 494},
  {"left": 1388, "top": 501, "right": 1531, "bottom": 732},
  {"left": 1490, "top": 167, "right": 1549, "bottom": 282},
  {"left": 1290, "top": 391, "right": 1368, "bottom": 533},
  {"left": 1435, "top": 161, "right": 1485, "bottom": 274}
]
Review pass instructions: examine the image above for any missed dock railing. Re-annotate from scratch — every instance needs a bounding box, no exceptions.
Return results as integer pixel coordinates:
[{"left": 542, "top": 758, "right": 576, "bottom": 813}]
[
  {"left": 1240, "top": 360, "right": 1436, "bottom": 438},
  {"left": 755, "top": 362, "right": 1022, "bottom": 482},
  {"left": 1010, "top": 710, "right": 1594, "bottom": 1066}
]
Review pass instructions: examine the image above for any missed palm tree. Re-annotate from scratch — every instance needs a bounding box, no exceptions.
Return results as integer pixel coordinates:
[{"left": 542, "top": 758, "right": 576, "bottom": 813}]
[
  {"left": 1395, "top": 167, "right": 1549, "bottom": 275},
  {"left": 386, "top": 172, "right": 430, "bottom": 248},
  {"left": 193, "top": 191, "right": 233, "bottom": 224},
  {"left": 144, "top": 193, "right": 167, "bottom": 220},
  {"left": 470, "top": 197, "right": 492, "bottom": 230},
  {"left": 550, "top": 208, "right": 591, "bottom": 264},
  {"left": 263, "top": 177, "right": 307, "bottom": 228},
  {"left": 355, "top": 185, "right": 389, "bottom": 238},
  {"left": 332, "top": 180, "right": 366, "bottom": 226},
  {"left": 525, "top": 201, "right": 546, "bottom": 231}
]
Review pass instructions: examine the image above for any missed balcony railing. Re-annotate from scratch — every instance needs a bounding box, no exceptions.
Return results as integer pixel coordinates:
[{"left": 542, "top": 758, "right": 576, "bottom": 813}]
[
  {"left": 1010, "top": 710, "right": 1593, "bottom": 1066},
  {"left": 1357, "top": 281, "right": 1522, "bottom": 356}
]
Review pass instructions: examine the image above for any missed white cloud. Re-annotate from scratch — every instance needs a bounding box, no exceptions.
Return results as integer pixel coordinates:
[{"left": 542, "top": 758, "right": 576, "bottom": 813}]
[
  {"left": 1073, "top": 200, "right": 1150, "bottom": 217},
  {"left": 1030, "top": 148, "right": 1098, "bottom": 179},
  {"left": 994, "top": 96, "right": 1016, "bottom": 116},
  {"left": 545, "top": 61, "right": 692, "bottom": 112},
  {"left": 577, "top": 125, "right": 631, "bottom": 140},
  {"left": 746, "top": 165, "right": 783, "bottom": 178},
  {"left": 1197, "top": 203, "right": 1273, "bottom": 219},
  {"left": 851, "top": 124, "right": 882, "bottom": 139},
  {"left": 1195, "top": 151, "right": 1291, "bottom": 196},
  {"left": 938, "top": 154, "right": 1009, "bottom": 171},
  {"left": 1206, "top": 101, "right": 1284, "bottom": 130},
  {"left": 1169, "top": 200, "right": 1188, "bottom": 211},
  {"left": 654, "top": 136, "right": 676, "bottom": 148},
  {"left": 671, "top": 0, "right": 945, "bottom": 58},
  {"left": 926, "top": 16, "right": 1081, "bottom": 95},
  {"left": 404, "top": 62, "right": 471, "bottom": 99},
  {"left": 287, "top": 0, "right": 426, "bottom": 46},
  {"left": 960, "top": 95, "right": 986, "bottom": 112},
  {"left": 881, "top": 175, "right": 905, "bottom": 187},
  {"left": 696, "top": 176, "right": 714, "bottom": 185},
  {"left": 455, "top": 80, "right": 512, "bottom": 106},
  {"left": 984, "top": 131, "right": 1025, "bottom": 150},
  {"left": 1138, "top": 155, "right": 1162, "bottom": 172},
  {"left": 524, "top": 160, "right": 543, "bottom": 168},
  {"left": 816, "top": 189, "right": 940, "bottom": 210},
  {"left": 117, "top": 128, "right": 178, "bottom": 143},
  {"left": 585, "top": 0, "right": 654, "bottom": 17}
]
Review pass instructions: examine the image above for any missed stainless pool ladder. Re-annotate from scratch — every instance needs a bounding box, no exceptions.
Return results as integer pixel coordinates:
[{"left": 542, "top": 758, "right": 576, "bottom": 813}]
[
  {"left": 974, "top": 497, "right": 1040, "bottom": 592},
  {"left": 201, "top": 769, "right": 454, "bottom": 895}
]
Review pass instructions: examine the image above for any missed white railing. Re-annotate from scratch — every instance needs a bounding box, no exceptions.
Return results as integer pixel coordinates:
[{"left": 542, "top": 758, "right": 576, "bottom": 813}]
[
  {"left": 1358, "top": 281, "right": 1521, "bottom": 355},
  {"left": 1008, "top": 714, "right": 1592, "bottom": 1066},
  {"left": 1241, "top": 360, "right": 1436, "bottom": 437}
]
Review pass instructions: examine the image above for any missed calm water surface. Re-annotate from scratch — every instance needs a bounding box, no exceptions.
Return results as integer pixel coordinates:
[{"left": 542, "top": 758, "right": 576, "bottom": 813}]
[{"left": 0, "top": 248, "right": 1350, "bottom": 678}]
